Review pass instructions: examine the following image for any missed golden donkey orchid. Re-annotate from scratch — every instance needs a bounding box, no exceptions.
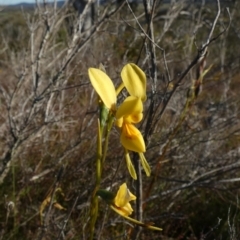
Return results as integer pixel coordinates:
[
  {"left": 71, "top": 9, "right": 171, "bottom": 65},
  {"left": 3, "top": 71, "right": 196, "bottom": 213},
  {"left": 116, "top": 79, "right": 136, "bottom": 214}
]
[
  {"left": 97, "top": 183, "right": 162, "bottom": 231},
  {"left": 112, "top": 182, "right": 136, "bottom": 217},
  {"left": 88, "top": 63, "right": 151, "bottom": 179}
]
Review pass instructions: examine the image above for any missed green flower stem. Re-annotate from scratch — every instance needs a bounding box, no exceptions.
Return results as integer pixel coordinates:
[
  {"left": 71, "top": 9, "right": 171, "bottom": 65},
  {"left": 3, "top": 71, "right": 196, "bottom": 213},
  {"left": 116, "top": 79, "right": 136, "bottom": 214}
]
[
  {"left": 101, "top": 114, "right": 114, "bottom": 169},
  {"left": 89, "top": 119, "right": 102, "bottom": 240},
  {"left": 89, "top": 113, "right": 114, "bottom": 240}
]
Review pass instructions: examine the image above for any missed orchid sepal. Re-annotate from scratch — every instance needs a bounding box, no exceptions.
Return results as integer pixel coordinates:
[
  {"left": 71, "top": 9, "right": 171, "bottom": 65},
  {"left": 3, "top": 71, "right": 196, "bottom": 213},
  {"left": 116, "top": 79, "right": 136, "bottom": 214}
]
[
  {"left": 121, "top": 63, "right": 147, "bottom": 102},
  {"left": 110, "top": 205, "right": 162, "bottom": 231},
  {"left": 88, "top": 68, "right": 116, "bottom": 111}
]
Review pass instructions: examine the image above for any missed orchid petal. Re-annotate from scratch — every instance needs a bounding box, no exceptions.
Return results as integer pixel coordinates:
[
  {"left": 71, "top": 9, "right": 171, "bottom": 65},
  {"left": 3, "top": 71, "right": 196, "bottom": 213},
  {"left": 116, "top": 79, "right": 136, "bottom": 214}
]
[
  {"left": 111, "top": 203, "right": 134, "bottom": 217},
  {"left": 116, "top": 96, "right": 143, "bottom": 120},
  {"left": 121, "top": 123, "right": 145, "bottom": 152},
  {"left": 88, "top": 68, "right": 116, "bottom": 110},
  {"left": 121, "top": 63, "right": 147, "bottom": 101},
  {"left": 114, "top": 183, "right": 136, "bottom": 208},
  {"left": 125, "top": 113, "right": 143, "bottom": 124},
  {"left": 115, "top": 117, "right": 123, "bottom": 128}
]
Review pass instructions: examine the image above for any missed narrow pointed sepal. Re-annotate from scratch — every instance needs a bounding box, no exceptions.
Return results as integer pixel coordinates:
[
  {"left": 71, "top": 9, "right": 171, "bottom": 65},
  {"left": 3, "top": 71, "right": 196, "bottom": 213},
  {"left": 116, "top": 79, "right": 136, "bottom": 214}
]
[
  {"left": 110, "top": 205, "right": 162, "bottom": 231},
  {"left": 139, "top": 152, "right": 151, "bottom": 176},
  {"left": 125, "top": 150, "right": 137, "bottom": 179}
]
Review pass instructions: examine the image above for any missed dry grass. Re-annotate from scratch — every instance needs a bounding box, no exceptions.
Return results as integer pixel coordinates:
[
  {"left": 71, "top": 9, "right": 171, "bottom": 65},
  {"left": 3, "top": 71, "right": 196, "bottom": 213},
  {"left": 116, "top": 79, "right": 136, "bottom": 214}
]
[{"left": 0, "top": 0, "right": 240, "bottom": 239}]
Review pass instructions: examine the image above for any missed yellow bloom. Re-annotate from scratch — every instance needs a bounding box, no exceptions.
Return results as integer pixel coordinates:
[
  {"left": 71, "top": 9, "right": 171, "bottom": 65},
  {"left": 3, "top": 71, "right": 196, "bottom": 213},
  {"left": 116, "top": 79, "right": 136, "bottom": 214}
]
[
  {"left": 88, "top": 65, "right": 146, "bottom": 154},
  {"left": 112, "top": 183, "right": 136, "bottom": 217},
  {"left": 97, "top": 183, "right": 162, "bottom": 231},
  {"left": 115, "top": 97, "right": 150, "bottom": 178},
  {"left": 115, "top": 96, "right": 145, "bottom": 153},
  {"left": 88, "top": 64, "right": 151, "bottom": 178},
  {"left": 114, "top": 96, "right": 150, "bottom": 178}
]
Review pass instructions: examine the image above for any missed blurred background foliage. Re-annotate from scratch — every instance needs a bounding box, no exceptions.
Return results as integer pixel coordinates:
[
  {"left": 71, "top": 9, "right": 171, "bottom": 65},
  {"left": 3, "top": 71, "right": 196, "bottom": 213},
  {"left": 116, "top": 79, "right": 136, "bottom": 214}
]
[{"left": 0, "top": 0, "right": 240, "bottom": 239}]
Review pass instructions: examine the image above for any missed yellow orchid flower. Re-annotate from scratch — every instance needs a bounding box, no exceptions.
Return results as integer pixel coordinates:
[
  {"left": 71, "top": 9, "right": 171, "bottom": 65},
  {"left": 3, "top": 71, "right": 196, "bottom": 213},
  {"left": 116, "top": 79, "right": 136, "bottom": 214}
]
[
  {"left": 115, "top": 96, "right": 150, "bottom": 178},
  {"left": 112, "top": 183, "right": 136, "bottom": 216},
  {"left": 97, "top": 183, "right": 162, "bottom": 231},
  {"left": 88, "top": 64, "right": 150, "bottom": 179},
  {"left": 115, "top": 96, "right": 145, "bottom": 152},
  {"left": 96, "top": 183, "right": 135, "bottom": 216}
]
